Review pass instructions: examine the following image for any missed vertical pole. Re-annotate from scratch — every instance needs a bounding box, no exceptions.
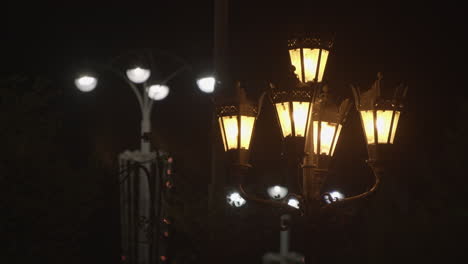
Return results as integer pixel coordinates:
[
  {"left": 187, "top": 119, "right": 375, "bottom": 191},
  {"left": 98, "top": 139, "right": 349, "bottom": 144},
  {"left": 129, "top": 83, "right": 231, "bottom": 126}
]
[
  {"left": 141, "top": 115, "right": 151, "bottom": 154},
  {"left": 119, "top": 156, "right": 130, "bottom": 262},
  {"left": 213, "top": 0, "right": 229, "bottom": 85},
  {"left": 208, "top": 2, "right": 229, "bottom": 263},
  {"left": 280, "top": 228, "right": 289, "bottom": 256},
  {"left": 139, "top": 105, "right": 152, "bottom": 264},
  {"left": 280, "top": 214, "right": 291, "bottom": 264},
  {"left": 209, "top": 0, "right": 229, "bottom": 210}
]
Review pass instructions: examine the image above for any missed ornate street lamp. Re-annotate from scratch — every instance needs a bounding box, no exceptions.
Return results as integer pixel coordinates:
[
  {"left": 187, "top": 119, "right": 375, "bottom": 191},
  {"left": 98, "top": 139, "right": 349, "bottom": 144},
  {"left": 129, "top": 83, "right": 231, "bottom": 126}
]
[
  {"left": 270, "top": 81, "right": 314, "bottom": 140},
  {"left": 216, "top": 35, "right": 408, "bottom": 217},
  {"left": 302, "top": 85, "right": 352, "bottom": 204},
  {"left": 267, "top": 35, "right": 333, "bottom": 147},
  {"left": 352, "top": 72, "right": 407, "bottom": 162},
  {"left": 212, "top": 31, "right": 409, "bottom": 264},
  {"left": 268, "top": 78, "right": 314, "bottom": 194},
  {"left": 335, "top": 73, "right": 408, "bottom": 208},
  {"left": 216, "top": 82, "right": 258, "bottom": 170},
  {"left": 306, "top": 85, "right": 351, "bottom": 168},
  {"left": 288, "top": 36, "right": 333, "bottom": 83}
]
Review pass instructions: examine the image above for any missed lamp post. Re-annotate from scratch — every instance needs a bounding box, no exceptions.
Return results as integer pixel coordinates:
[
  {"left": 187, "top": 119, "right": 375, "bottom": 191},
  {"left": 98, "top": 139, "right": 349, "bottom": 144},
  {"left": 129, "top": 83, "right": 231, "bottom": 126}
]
[
  {"left": 74, "top": 50, "right": 215, "bottom": 264},
  {"left": 215, "top": 35, "right": 408, "bottom": 261}
]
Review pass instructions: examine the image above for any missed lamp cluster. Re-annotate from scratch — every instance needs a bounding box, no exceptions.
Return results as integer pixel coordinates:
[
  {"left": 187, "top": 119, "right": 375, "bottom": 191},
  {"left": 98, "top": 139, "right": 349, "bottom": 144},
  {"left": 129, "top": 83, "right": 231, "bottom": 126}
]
[
  {"left": 216, "top": 36, "right": 407, "bottom": 212},
  {"left": 75, "top": 66, "right": 216, "bottom": 98}
]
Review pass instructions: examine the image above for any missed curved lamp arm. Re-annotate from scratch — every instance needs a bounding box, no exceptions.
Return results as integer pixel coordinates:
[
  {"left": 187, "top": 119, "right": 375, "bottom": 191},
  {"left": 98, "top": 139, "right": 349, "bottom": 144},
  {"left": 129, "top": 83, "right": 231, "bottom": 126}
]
[
  {"left": 321, "top": 162, "right": 382, "bottom": 210},
  {"left": 107, "top": 48, "right": 194, "bottom": 117},
  {"left": 105, "top": 67, "right": 145, "bottom": 115},
  {"left": 147, "top": 64, "right": 191, "bottom": 113},
  {"left": 238, "top": 184, "right": 303, "bottom": 215}
]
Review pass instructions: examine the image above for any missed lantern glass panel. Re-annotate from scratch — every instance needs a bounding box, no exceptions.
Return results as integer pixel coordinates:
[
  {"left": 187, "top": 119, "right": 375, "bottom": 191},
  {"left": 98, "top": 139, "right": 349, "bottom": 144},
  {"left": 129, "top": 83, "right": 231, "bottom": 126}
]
[
  {"left": 302, "top": 48, "right": 320, "bottom": 82},
  {"left": 221, "top": 116, "right": 238, "bottom": 150},
  {"left": 331, "top": 124, "right": 342, "bottom": 156},
  {"left": 360, "top": 110, "right": 375, "bottom": 144},
  {"left": 218, "top": 118, "right": 228, "bottom": 151},
  {"left": 240, "top": 116, "right": 255, "bottom": 150},
  {"left": 390, "top": 111, "right": 401, "bottom": 143},
  {"left": 289, "top": 49, "right": 303, "bottom": 82},
  {"left": 292, "top": 101, "right": 310, "bottom": 137},
  {"left": 316, "top": 49, "right": 329, "bottom": 82},
  {"left": 376, "top": 110, "right": 394, "bottom": 144},
  {"left": 275, "top": 103, "right": 292, "bottom": 137},
  {"left": 312, "top": 121, "right": 319, "bottom": 154},
  {"left": 313, "top": 121, "right": 338, "bottom": 155}
]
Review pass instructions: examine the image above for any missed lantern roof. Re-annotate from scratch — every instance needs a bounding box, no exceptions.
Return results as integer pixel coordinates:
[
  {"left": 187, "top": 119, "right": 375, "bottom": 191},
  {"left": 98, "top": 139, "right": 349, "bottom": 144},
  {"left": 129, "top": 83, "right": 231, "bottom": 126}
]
[
  {"left": 269, "top": 69, "right": 315, "bottom": 104},
  {"left": 216, "top": 81, "right": 258, "bottom": 117},
  {"left": 352, "top": 72, "right": 408, "bottom": 111},
  {"left": 288, "top": 35, "right": 334, "bottom": 50},
  {"left": 269, "top": 83, "right": 315, "bottom": 104},
  {"left": 313, "top": 85, "right": 352, "bottom": 124}
]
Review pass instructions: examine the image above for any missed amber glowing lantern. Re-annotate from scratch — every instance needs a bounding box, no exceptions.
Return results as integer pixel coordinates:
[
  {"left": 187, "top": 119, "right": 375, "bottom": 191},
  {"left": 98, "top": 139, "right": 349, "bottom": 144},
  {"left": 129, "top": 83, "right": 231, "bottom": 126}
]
[
  {"left": 217, "top": 82, "right": 258, "bottom": 167},
  {"left": 305, "top": 85, "right": 352, "bottom": 169},
  {"left": 288, "top": 36, "right": 333, "bottom": 83},
  {"left": 269, "top": 81, "right": 314, "bottom": 140},
  {"left": 352, "top": 73, "right": 407, "bottom": 160}
]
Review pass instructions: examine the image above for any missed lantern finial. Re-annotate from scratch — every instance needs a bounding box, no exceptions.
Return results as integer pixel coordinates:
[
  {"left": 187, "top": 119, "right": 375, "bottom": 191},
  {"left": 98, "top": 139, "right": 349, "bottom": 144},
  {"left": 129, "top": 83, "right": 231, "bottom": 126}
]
[
  {"left": 352, "top": 73, "right": 407, "bottom": 154},
  {"left": 377, "top": 72, "right": 383, "bottom": 80},
  {"left": 322, "top": 84, "right": 329, "bottom": 93},
  {"left": 235, "top": 81, "right": 248, "bottom": 103}
]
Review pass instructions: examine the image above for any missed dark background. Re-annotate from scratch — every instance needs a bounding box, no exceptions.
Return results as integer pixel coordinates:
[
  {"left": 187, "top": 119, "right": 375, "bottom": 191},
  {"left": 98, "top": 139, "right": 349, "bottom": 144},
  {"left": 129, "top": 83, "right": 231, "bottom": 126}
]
[{"left": 3, "top": 1, "right": 466, "bottom": 263}]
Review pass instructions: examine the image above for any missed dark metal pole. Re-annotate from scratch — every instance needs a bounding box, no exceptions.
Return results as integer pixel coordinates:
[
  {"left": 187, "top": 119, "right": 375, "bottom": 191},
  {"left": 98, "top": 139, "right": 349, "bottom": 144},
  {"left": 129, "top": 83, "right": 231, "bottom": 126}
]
[
  {"left": 214, "top": 0, "right": 228, "bottom": 85},
  {"left": 209, "top": 0, "right": 229, "bottom": 210}
]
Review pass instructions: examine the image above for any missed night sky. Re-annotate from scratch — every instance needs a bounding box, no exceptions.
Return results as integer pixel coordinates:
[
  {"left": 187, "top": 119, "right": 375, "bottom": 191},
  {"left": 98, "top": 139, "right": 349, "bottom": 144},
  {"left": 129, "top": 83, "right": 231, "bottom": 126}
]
[{"left": 3, "top": 1, "right": 466, "bottom": 263}]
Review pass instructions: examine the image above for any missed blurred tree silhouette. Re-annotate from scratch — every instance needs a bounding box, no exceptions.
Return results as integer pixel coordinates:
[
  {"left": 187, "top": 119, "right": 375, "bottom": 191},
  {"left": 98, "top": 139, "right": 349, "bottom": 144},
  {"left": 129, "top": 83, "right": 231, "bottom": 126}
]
[{"left": 0, "top": 75, "right": 118, "bottom": 263}]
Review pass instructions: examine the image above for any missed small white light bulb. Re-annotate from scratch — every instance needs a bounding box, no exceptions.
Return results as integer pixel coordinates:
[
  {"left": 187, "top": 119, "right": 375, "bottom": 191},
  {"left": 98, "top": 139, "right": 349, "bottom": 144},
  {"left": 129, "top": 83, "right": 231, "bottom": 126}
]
[
  {"left": 75, "top": 75, "right": 98, "bottom": 92},
  {"left": 226, "top": 191, "right": 246, "bottom": 207},
  {"left": 196, "top": 76, "right": 216, "bottom": 93},
  {"left": 287, "top": 197, "right": 300, "bottom": 209},
  {"left": 126, "top": 67, "right": 151, "bottom": 83},
  {"left": 147, "top": 84, "right": 170, "bottom": 101}
]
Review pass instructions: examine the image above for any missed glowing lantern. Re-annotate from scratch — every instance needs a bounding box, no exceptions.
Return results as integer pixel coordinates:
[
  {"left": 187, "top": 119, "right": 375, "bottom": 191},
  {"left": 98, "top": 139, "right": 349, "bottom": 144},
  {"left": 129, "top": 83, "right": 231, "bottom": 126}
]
[
  {"left": 288, "top": 36, "right": 333, "bottom": 83},
  {"left": 269, "top": 82, "right": 314, "bottom": 139},
  {"left": 352, "top": 73, "right": 407, "bottom": 160},
  {"left": 304, "top": 85, "right": 351, "bottom": 169},
  {"left": 217, "top": 82, "right": 258, "bottom": 167}
]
